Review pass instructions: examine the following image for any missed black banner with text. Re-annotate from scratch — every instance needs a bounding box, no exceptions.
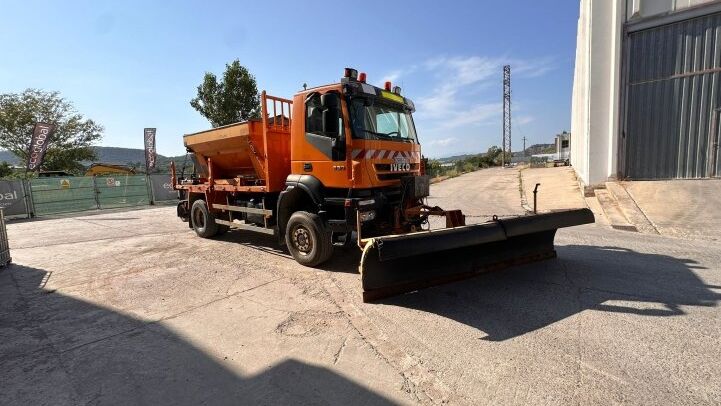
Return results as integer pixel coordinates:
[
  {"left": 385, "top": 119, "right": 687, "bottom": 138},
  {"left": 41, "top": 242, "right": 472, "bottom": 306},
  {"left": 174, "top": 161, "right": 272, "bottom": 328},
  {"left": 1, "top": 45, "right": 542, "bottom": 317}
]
[
  {"left": 144, "top": 128, "right": 157, "bottom": 171},
  {"left": 27, "top": 122, "right": 55, "bottom": 171}
]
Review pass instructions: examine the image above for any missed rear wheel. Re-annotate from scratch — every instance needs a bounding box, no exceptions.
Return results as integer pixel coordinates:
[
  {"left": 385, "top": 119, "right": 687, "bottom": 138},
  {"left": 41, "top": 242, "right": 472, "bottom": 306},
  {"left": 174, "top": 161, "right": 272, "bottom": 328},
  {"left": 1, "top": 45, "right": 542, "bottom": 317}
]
[
  {"left": 285, "top": 211, "right": 333, "bottom": 266},
  {"left": 191, "top": 199, "right": 219, "bottom": 238}
]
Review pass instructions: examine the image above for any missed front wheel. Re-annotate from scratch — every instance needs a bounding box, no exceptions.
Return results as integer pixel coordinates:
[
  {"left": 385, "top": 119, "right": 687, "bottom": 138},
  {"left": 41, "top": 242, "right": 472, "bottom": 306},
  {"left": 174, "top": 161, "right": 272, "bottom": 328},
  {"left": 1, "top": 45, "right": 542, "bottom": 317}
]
[{"left": 285, "top": 211, "right": 333, "bottom": 267}]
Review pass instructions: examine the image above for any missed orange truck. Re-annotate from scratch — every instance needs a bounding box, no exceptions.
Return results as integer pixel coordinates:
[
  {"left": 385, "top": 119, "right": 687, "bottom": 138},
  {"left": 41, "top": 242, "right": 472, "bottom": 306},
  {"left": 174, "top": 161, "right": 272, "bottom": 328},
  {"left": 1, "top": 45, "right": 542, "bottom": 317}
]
[{"left": 173, "top": 68, "right": 594, "bottom": 301}]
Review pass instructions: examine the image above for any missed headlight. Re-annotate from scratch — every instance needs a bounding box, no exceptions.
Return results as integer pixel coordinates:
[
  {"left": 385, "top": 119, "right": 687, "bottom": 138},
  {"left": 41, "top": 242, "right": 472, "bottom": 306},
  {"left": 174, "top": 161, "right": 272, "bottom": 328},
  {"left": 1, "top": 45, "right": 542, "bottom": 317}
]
[{"left": 359, "top": 210, "right": 376, "bottom": 222}]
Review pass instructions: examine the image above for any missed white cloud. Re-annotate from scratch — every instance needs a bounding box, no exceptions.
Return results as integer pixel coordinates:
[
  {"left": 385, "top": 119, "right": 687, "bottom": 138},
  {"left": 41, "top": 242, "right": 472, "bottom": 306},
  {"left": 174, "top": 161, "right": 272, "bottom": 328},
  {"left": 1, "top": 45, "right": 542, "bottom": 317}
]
[
  {"left": 415, "top": 56, "right": 508, "bottom": 127},
  {"left": 380, "top": 65, "right": 417, "bottom": 84},
  {"left": 512, "top": 57, "right": 556, "bottom": 78},
  {"left": 423, "top": 57, "right": 447, "bottom": 70},
  {"left": 380, "top": 70, "right": 402, "bottom": 83},
  {"left": 434, "top": 102, "right": 503, "bottom": 130},
  {"left": 427, "top": 137, "right": 457, "bottom": 147},
  {"left": 441, "top": 56, "right": 499, "bottom": 86},
  {"left": 412, "top": 55, "right": 555, "bottom": 123},
  {"left": 416, "top": 83, "right": 458, "bottom": 119},
  {"left": 516, "top": 115, "right": 535, "bottom": 126},
  {"left": 387, "top": 55, "right": 555, "bottom": 157}
]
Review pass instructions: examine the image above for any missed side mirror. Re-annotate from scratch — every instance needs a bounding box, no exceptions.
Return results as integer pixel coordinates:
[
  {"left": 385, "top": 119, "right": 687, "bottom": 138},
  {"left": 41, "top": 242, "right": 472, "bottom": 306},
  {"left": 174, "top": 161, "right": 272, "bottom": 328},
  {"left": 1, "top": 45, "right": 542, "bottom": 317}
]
[{"left": 321, "top": 93, "right": 340, "bottom": 136}]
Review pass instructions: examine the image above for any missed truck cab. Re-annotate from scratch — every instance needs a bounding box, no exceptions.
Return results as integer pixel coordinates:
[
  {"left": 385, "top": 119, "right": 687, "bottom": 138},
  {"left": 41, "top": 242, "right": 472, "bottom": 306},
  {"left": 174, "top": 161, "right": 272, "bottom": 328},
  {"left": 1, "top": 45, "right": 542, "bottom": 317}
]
[{"left": 290, "top": 68, "right": 422, "bottom": 190}]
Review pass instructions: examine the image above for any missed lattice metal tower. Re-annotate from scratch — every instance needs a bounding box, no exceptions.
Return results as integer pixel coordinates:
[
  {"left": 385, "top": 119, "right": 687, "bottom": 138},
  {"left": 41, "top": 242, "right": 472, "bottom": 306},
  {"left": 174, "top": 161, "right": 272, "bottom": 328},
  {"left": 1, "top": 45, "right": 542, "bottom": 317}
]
[{"left": 502, "top": 65, "right": 511, "bottom": 166}]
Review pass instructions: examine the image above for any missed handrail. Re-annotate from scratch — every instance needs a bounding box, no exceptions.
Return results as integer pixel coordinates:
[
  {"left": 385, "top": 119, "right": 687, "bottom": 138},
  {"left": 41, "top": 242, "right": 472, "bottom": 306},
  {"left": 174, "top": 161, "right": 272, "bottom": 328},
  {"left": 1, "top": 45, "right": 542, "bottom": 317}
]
[
  {"left": 260, "top": 91, "right": 293, "bottom": 185},
  {"left": 261, "top": 91, "right": 293, "bottom": 132}
]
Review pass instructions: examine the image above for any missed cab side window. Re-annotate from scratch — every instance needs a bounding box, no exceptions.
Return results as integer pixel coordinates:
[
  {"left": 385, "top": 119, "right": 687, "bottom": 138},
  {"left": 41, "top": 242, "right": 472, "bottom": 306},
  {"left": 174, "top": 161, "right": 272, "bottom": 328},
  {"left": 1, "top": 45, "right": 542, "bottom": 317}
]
[
  {"left": 305, "top": 94, "right": 324, "bottom": 135},
  {"left": 305, "top": 92, "right": 343, "bottom": 137}
]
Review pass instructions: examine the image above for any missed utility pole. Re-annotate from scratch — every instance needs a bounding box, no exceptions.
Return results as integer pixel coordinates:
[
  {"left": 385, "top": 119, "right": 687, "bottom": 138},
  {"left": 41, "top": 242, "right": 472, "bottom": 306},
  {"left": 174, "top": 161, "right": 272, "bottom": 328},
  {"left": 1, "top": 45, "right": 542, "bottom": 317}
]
[
  {"left": 522, "top": 136, "right": 527, "bottom": 156},
  {"left": 502, "top": 65, "right": 511, "bottom": 167}
]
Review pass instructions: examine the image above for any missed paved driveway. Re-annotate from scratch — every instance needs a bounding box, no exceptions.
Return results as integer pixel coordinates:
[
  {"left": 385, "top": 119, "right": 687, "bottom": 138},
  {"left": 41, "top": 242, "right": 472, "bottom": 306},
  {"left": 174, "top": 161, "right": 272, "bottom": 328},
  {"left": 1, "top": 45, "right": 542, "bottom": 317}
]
[
  {"left": 623, "top": 179, "right": 721, "bottom": 241},
  {"left": 2, "top": 169, "right": 720, "bottom": 405}
]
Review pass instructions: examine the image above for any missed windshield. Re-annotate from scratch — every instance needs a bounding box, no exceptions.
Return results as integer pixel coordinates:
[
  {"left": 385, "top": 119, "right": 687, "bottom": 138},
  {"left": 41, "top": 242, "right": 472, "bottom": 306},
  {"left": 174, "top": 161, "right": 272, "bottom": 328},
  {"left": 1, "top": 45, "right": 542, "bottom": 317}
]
[{"left": 349, "top": 98, "right": 418, "bottom": 143}]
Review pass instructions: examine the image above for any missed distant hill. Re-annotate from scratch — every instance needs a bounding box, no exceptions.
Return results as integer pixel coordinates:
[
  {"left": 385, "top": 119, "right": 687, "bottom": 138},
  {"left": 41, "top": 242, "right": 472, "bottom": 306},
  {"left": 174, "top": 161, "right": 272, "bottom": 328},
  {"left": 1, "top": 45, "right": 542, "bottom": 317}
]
[
  {"left": 436, "top": 143, "right": 555, "bottom": 163},
  {"left": 90, "top": 147, "right": 150, "bottom": 165},
  {"left": 437, "top": 153, "right": 479, "bottom": 163},
  {"left": 0, "top": 147, "right": 185, "bottom": 168},
  {"left": 514, "top": 143, "right": 554, "bottom": 157}
]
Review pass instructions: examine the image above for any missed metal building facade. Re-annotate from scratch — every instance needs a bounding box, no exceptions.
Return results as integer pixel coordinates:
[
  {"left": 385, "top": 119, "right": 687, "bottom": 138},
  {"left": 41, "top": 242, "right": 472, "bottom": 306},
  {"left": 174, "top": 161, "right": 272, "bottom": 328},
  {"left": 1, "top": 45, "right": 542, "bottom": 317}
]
[{"left": 623, "top": 11, "right": 721, "bottom": 179}]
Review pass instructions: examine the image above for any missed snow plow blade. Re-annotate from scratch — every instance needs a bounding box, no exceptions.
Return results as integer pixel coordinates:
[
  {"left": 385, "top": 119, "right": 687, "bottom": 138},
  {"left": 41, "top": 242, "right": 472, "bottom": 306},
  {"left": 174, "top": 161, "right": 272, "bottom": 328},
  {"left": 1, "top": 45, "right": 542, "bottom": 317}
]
[{"left": 359, "top": 208, "right": 595, "bottom": 302}]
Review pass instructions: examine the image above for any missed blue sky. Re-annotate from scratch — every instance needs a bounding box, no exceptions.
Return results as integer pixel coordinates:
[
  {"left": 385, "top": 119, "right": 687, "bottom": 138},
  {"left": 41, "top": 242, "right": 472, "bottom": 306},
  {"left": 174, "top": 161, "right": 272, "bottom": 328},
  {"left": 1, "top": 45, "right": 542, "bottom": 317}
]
[{"left": 0, "top": 0, "right": 580, "bottom": 158}]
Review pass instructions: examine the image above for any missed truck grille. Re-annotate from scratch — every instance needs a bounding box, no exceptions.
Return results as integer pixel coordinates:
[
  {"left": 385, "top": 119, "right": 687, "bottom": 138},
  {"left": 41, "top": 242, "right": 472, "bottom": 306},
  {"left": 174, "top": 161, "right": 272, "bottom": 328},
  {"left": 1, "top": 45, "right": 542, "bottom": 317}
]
[
  {"left": 374, "top": 163, "right": 419, "bottom": 171},
  {"left": 377, "top": 172, "right": 415, "bottom": 181}
]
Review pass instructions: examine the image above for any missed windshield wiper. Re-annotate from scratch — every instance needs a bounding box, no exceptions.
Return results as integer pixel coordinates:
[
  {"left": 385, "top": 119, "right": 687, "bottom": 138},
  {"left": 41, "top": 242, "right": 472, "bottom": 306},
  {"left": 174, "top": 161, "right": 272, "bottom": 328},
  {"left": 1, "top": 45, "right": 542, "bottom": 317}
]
[
  {"left": 382, "top": 131, "right": 413, "bottom": 143},
  {"left": 360, "top": 129, "right": 399, "bottom": 139},
  {"left": 357, "top": 129, "right": 413, "bottom": 143}
]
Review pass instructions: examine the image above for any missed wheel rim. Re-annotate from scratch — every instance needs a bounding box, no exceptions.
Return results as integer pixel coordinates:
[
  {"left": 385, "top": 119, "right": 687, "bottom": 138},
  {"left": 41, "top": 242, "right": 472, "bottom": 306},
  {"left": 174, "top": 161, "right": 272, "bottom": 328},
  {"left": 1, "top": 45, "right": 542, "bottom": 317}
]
[
  {"left": 291, "top": 225, "right": 313, "bottom": 255},
  {"left": 192, "top": 206, "right": 205, "bottom": 229}
]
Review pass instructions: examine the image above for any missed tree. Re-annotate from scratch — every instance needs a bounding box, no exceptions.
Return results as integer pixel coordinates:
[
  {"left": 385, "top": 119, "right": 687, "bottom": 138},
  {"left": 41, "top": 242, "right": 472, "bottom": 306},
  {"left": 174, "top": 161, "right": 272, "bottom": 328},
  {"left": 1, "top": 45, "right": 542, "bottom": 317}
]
[
  {"left": 0, "top": 162, "right": 13, "bottom": 178},
  {"left": 477, "top": 146, "right": 503, "bottom": 167},
  {"left": 0, "top": 89, "right": 103, "bottom": 173},
  {"left": 190, "top": 59, "right": 261, "bottom": 127}
]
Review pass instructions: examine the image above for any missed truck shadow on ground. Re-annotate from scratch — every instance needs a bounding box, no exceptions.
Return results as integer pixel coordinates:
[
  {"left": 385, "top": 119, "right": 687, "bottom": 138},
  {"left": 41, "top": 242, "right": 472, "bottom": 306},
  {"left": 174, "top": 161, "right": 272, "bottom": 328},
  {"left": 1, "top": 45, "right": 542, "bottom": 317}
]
[
  {"left": 1, "top": 265, "right": 397, "bottom": 405},
  {"left": 375, "top": 245, "right": 721, "bottom": 341},
  {"left": 215, "top": 230, "right": 362, "bottom": 274}
]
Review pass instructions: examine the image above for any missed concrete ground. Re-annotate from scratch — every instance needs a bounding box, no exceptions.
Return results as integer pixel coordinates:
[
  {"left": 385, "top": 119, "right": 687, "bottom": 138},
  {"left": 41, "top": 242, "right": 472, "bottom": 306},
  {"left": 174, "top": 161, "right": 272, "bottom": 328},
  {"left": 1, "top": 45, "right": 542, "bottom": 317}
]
[
  {"left": 427, "top": 167, "right": 525, "bottom": 224},
  {"left": 622, "top": 180, "right": 721, "bottom": 241},
  {"left": 520, "top": 167, "right": 587, "bottom": 212},
  {"left": 2, "top": 168, "right": 720, "bottom": 405}
]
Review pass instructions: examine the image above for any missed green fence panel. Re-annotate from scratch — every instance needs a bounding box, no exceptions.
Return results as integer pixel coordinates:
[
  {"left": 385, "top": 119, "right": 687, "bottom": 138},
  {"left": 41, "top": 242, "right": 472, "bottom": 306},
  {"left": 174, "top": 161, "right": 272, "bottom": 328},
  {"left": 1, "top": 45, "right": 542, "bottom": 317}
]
[
  {"left": 95, "top": 175, "right": 150, "bottom": 209},
  {"left": 30, "top": 176, "right": 98, "bottom": 216}
]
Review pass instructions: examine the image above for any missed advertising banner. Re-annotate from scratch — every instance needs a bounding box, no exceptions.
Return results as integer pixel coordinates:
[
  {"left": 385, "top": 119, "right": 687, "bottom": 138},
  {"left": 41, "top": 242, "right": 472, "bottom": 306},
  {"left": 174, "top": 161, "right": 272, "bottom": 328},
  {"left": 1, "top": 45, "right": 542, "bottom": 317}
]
[
  {"left": 0, "top": 180, "right": 29, "bottom": 216},
  {"left": 27, "top": 122, "right": 55, "bottom": 171},
  {"left": 144, "top": 128, "right": 157, "bottom": 171}
]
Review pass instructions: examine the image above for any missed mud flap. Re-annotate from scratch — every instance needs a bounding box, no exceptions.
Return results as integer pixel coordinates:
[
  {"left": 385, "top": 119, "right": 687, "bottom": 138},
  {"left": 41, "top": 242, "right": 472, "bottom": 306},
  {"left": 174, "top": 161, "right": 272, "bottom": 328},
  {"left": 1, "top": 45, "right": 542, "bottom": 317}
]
[{"left": 359, "top": 208, "right": 595, "bottom": 302}]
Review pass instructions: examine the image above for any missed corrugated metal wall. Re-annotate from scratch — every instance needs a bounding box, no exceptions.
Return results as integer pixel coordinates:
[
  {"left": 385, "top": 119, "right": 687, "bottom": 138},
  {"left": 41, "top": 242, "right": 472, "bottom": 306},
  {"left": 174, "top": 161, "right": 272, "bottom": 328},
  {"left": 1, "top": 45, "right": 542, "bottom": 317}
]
[{"left": 624, "top": 12, "right": 721, "bottom": 179}]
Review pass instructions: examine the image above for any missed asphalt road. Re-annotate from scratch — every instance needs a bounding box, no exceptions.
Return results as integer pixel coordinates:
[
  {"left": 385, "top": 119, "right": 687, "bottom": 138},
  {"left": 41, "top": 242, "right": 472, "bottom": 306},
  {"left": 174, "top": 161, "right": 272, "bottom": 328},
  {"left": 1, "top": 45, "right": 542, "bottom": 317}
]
[{"left": 2, "top": 168, "right": 720, "bottom": 405}]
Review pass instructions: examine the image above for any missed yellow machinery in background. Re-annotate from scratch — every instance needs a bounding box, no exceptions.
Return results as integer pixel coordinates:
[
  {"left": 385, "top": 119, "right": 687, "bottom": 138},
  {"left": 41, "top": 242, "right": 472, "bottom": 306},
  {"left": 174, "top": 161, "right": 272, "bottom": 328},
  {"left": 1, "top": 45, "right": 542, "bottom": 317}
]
[{"left": 85, "top": 163, "right": 137, "bottom": 177}]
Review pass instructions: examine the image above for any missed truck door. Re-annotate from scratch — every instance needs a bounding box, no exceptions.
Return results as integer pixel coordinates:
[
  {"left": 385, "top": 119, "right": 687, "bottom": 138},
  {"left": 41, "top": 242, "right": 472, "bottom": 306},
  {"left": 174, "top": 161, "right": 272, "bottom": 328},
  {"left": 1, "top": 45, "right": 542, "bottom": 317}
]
[
  {"left": 304, "top": 92, "right": 345, "bottom": 161},
  {"left": 291, "top": 91, "right": 351, "bottom": 188}
]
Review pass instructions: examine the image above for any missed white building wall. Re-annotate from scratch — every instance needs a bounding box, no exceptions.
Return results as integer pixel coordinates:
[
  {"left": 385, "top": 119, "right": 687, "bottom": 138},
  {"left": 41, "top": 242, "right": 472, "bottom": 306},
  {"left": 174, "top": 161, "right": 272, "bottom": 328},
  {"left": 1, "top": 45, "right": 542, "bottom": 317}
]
[
  {"left": 570, "top": 0, "right": 624, "bottom": 186},
  {"left": 571, "top": 0, "right": 590, "bottom": 183},
  {"left": 570, "top": 0, "right": 719, "bottom": 186}
]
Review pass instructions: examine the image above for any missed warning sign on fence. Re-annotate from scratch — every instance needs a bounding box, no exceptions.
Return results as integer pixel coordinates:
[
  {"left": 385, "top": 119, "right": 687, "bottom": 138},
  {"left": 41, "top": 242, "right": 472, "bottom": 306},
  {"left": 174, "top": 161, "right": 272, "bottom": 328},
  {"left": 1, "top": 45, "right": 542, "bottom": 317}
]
[
  {"left": 106, "top": 178, "right": 115, "bottom": 187},
  {"left": 60, "top": 179, "right": 71, "bottom": 189}
]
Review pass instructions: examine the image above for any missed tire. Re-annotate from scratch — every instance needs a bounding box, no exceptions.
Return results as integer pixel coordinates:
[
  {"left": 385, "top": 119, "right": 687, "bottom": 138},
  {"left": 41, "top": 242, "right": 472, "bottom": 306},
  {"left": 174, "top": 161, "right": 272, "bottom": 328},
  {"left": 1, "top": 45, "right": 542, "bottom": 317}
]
[
  {"left": 285, "top": 211, "right": 333, "bottom": 267},
  {"left": 191, "top": 199, "right": 219, "bottom": 238}
]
